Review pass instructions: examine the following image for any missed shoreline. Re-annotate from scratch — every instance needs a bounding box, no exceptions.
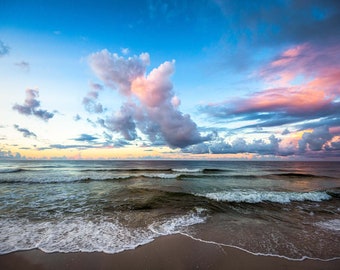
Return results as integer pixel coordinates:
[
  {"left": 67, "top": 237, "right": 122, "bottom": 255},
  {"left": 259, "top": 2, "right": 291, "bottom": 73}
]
[{"left": 1, "top": 234, "right": 339, "bottom": 270}]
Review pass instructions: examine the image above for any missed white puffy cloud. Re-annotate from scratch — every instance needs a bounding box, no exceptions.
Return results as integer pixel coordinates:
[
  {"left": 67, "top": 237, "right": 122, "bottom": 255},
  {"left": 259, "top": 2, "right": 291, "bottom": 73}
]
[
  {"left": 89, "top": 50, "right": 207, "bottom": 148},
  {"left": 89, "top": 49, "right": 150, "bottom": 96}
]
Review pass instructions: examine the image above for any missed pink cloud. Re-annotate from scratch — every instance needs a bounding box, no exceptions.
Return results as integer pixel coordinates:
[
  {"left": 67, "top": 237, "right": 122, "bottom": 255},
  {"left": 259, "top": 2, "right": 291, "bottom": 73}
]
[
  {"left": 89, "top": 51, "right": 207, "bottom": 148},
  {"left": 236, "top": 87, "right": 329, "bottom": 115},
  {"left": 131, "top": 60, "right": 175, "bottom": 108},
  {"left": 89, "top": 50, "right": 150, "bottom": 96},
  {"left": 236, "top": 43, "right": 340, "bottom": 116}
]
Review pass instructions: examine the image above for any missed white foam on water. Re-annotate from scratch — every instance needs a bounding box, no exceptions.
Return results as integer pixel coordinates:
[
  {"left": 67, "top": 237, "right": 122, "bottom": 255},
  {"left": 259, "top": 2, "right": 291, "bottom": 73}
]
[
  {"left": 198, "top": 190, "right": 331, "bottom": 204},
  {"left": 0, "top": 211, "right": 207, "bottom": 255},
  {"left": 316, "top": 219, "right": 340, "bottom": 231},
  {"left": 149, "top": 211, "right": 207, "bottom": 235},
  {"left": 171, "top": 168, "right": 202, "bottom": 173},
  {"left": 0, "top": 217, "right": 155, "bottom": 254},
  {"left": 142, "top": 173, "right": 180, "bottom": 179},
  {"left": 180, "top": 233, "right": 340, "bottom": 262}
]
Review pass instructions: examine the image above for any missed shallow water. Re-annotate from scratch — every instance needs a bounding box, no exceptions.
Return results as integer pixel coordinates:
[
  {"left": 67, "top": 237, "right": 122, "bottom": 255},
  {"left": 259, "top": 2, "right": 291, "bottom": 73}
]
[{"left": 0, "top": 160, "right": 339, "bottom": 260}]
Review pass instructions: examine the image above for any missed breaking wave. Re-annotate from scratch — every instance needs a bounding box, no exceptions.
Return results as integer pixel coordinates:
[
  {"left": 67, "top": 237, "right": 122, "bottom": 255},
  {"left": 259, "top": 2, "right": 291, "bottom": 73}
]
[
  {"left": 0, "top": 210, "right": 206, "bottom": 255},
  {"left": 197, "top": 190, "right": 332, "bottom": 204}
]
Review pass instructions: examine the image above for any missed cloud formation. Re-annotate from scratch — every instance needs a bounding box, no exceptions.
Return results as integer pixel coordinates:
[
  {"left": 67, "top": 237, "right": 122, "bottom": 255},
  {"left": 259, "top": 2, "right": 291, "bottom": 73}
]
[
  {"left": 184, "top": 135, "right": 280, "bottom": 156},
  {"left": 13, "top": 89, "right": 55, "bottom": 121},
  {"left": 0, "top": 40, "right": 10, "bottom": 57},
  {"left": 202, "top": 43, "right": 340, "bottom": 131},
  {"left": 15, "top": 61, "right": 30, "bottom": 72},
  {"left": 298, "top": 126, "right": 333, "bottom": 152},
  {"left": 74, "top": 133, "right": 98, "bottom": 142},
  {"left": 89, "top": 50, "right": 207, "bottom": 148},
  {"left": 89, "top": 50, "right": 150, "bottom": 96},
  {"left": 13, "top": 125, "right": 37, "bottom": 138},
  {"left": 82, "top": 82, "right": 104, "bottom": 113},
  {"left": 214, "top": 0, "right": 340, "bottom": 71}
]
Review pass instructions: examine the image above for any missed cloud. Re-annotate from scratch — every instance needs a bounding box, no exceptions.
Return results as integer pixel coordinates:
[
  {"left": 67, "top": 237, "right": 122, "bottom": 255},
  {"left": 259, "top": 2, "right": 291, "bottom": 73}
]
[
  {"left": 201, "top": 43, "right": 340, "bottom": 131},
  {"left": 73, "top": 114, "right": 81, "bottom": 121},
  {"left": 13, "top": 125, "right": 37, "bottom": 138},
  {"left": 298, "top": 126, "right": 333, "bottom": 152},
  {"left": 49, "top": 144, "right": 93, "bottom": 150},
  {"left": 73, "top": 133, "right": 98, "bottom": 142},
  {"left": 82, "top": 82, "right": 104, "bottom": 113},
  {"left": 105, "top": 102, "right": 137, "bottom": 141},
  {"left": 121, "top": 47, "right": 129, "bottom": 55},
  {"left": 0, "top": 149, "right": 21, "bottom": 159},
  {"left": 213, "top": 0, "right": 340, "bottom": 71},
  {"left": 89, "top": 49, "right": 150, "bottom": 96},
  {"left": 326, "top": 140, "right": 340, "bottom": 151},
  {"left": 0, "top": 40, "right": 10, "bottom": 57},
  {"left": 282, "top": 128, "right": 290, "bottom": 135},
  {"left": 184, "top": 134, "right": 280, "bottom": 155},
  {"left": 89, "top": 50, "right": 207, "bottom": 148},
  {"left": 13, "top": 89, "right": 55, "bottom": 121},
  {"left": 15, "top": 61, "right": 30, "bottom": 72}
]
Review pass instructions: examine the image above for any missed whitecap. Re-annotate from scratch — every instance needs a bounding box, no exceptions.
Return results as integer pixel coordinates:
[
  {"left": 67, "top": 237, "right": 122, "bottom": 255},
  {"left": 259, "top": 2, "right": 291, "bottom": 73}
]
[{"left": 197, "top": 190, "right": 331, "bottom": 204}]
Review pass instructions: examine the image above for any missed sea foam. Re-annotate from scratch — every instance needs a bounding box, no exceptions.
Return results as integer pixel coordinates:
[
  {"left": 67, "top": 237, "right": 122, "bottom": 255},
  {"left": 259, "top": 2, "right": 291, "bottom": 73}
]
[
  {"left": 316, "top": 219, "right": 340, "bottom": 231},
  {"left": 0, "top": 211, "right": 206, "bottom": 254},
  {"left": 198, "top": 190, "right": 332, "bottom": 204}
]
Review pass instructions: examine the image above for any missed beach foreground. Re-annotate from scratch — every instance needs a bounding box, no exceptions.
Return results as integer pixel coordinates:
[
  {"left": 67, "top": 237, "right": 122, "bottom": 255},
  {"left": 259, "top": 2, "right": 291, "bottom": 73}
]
[{"left": 0, "top": 234, "right": 339, "bottom": 270}]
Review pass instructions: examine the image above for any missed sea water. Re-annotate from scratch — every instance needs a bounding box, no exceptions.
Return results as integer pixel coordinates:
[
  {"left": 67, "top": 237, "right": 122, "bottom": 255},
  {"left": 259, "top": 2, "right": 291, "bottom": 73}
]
[{"left": 0, "top": 160, "right": 339, "bottom": 260}]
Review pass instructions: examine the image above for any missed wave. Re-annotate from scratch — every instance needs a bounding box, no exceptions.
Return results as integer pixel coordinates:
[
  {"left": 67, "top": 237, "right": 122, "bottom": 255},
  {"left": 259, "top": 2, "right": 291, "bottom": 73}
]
[
  {"left": 172, "top": 168, "right": 203, "bottom": 173},
  {"left": 0, "top": 172, "right": 210, "bottom": 184},
  {"left": 267, "top": 173, "right": 327, "bottom": 179},
  {"left": 0, "top": 168, "right": 25, "bottom": 173},
  {"left": 0, "top": 176, "right": 133, "bottom": 184},
  {"left": 197, "top": 190, "right": 332, "bottom": 204},
  {"left": 0, "top": 210, "right": 206, "bottom": 255},
  {"left": 80, "top": 168, "right": 173, "bottom": 173}
]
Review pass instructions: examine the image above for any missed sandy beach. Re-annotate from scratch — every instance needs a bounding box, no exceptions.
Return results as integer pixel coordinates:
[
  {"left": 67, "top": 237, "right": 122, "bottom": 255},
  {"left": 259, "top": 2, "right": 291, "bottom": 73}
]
[{"left": 1, "top": 234, "right": 339, "bottom": 270}]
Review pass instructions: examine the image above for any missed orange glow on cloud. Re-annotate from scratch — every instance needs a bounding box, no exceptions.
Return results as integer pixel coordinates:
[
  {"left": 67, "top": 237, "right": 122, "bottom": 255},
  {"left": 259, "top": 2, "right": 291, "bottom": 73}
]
[
  {"left": 237, "top": 87, "right": 329, "bottom": 114},
  {"left": 248, "top": 43, "right": 340, "bottom": 116},
  {"left": 271, "top": 44, "right": 307, "bottom": 67}
]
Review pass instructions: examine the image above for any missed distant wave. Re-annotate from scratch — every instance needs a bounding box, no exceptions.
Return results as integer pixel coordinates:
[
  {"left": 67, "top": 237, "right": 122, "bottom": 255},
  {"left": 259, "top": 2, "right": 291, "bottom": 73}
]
[
  {"left": 80, "top": 168, "right": 173, "bottom": 173},
  {"left": 0, "top": 168, "right": 25, "bottom": 173},
  {"left": 172, "top": 168, "right": 203, "bottom": 173},
  {"left": 267, "top": 173, "right": 327, "bottom": 179},
  {"left": 197, "top": 190, "right": 332, "bottom": 204}
]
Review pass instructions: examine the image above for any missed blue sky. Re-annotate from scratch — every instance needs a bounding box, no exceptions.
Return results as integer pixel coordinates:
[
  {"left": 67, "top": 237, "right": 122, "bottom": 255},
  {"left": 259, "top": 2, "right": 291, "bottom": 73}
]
[{"left": 1, "top": 0, "right": 340, "bottom": 160}]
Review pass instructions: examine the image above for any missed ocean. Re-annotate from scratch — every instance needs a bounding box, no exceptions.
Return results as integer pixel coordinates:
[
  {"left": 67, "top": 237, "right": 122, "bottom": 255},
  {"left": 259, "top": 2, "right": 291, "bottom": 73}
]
[{"left": 0, "top": 160, "right": 339, "bottom": 261}]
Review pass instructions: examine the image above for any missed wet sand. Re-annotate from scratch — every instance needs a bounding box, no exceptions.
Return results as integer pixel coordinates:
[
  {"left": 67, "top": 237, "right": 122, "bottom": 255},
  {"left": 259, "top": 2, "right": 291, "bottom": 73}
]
[{"left": 0, "top": 234, "right": 339, "bottom": 270}]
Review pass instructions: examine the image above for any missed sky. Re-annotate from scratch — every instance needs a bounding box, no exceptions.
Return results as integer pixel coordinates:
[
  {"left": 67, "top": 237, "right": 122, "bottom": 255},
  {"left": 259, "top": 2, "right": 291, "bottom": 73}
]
[{"left": 0, "top": 0, "right": 340, "bottom": 160}]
